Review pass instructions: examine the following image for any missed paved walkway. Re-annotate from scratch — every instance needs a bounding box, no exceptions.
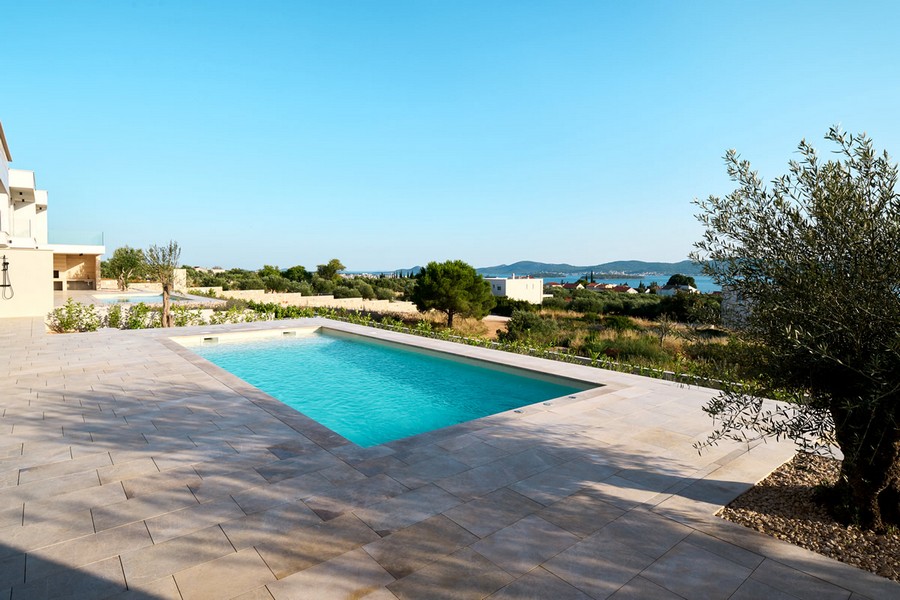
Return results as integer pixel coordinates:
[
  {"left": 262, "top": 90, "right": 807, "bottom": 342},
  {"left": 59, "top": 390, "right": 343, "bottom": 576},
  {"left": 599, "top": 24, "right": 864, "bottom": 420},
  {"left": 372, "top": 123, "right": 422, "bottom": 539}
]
[{"left": 0, "top": 317, "right": 896, "bottom": 599}]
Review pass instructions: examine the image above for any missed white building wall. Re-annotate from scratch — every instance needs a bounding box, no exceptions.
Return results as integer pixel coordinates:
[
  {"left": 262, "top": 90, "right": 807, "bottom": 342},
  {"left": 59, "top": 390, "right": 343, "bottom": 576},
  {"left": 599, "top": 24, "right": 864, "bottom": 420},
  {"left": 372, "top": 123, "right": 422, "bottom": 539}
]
[
  {"left": 485, "top": 278, "right": 544, "bottom": 304},
  {"left": 0, "top": 248, "right": 54, "bottom": 317}
]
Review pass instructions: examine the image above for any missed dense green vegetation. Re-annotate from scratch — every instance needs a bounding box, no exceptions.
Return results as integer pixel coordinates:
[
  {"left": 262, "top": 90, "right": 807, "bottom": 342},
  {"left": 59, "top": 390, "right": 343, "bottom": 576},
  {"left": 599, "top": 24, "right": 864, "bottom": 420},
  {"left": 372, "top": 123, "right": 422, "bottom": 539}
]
[{"left": 183, "top": 261, "right": 415, "bottom": 300}]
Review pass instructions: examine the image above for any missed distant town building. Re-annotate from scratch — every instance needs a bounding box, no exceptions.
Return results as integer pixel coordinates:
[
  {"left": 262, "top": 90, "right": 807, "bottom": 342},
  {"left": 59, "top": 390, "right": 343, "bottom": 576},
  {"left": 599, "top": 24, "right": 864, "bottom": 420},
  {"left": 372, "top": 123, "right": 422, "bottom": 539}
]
[
  {"left": 657, "top": 284, "right": 700, "bottom": 297},
  {"left": 612, "top": 285, "right": 638, "bottom": 294},
  {"left": 485, "top": 277, "right": 544, "bottom": 304}
]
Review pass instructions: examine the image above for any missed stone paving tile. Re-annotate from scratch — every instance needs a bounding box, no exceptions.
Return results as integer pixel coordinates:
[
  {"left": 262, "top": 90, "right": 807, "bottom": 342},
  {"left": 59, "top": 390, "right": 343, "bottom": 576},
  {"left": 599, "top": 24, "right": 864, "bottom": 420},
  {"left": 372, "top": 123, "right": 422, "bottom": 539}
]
[
  {"left": 174, "top": 547, "right": 276, "bottom": 600},
  {"left": 682, "top": 530, "right": 765, "bottom": 570},
  {"left": 444, "top": 439, "right": 511, "bottom": 467},
  {"left": 508, "top": 458, "right": 618, "bottom": 506},
  {"left": 608, "top": 575, "right": 685, "bottom": 599},
  {"left": 598, "top": 508, "right": 693, "bottom": 560},
  {"left": 0, "top": 512, "right": 95, "bottom": 560},
  {"left": 543, "top": 532, "right": 657, "bottom": 599},
  {"left": 641, "top": 539, "right": 754, "bottom": 599},
  {"left": 0, "top": 470, "right": 101, "bottom": 506},
  {"left": 303, "top": 457, "right": 360, "bottom": 482},
  {"left": 386, "top": 547, "right": 512, "bottom": 600},
  {"left": 96, "top": 457, "right": 159, "bottom": 485},
  {"left": 10, "top": 555, "right": 127, "bottom": 600},
  {"left": 120, "top": 464, "right": 204, "bottom": 499},
  {"left": 144, "top": 497, "right": 246, "bottom": 543},
  {"left": 747, "top": 558, "right": 853, "bottom": 600},
  {"left": 187, "top": 467, "right": 270, "bottom": 504},
  {"left": 256, "top": 513, "right": 380, "bottom": 579},
  {"left": 386, "top": 455, "right": 471, "bottom": 489},
  {"left": 538, "top": 488, "right": 626, "bottom": 538},
  {"left": 0, "top": 506, "right": 23, "bottom": 529},
  {"left": 471, "top": 514, "right": 579, "bottom": 577},
  {"left": 23, "top": 480, "right": 127, "bottom": 525},
  {"left": 353, "top": 483, "right": 462, "bottom": 536},
  {"left": 435, "top": 448, "right": 562, "bottom": 501},
  {"left": 443, "top": 487, "right": 544, "bottom": 538},
  {"left": 231, "top": 587, "right": 277, "bottom": 600},
  {"left": 25, "top": 521, "right": 152, "bottom": 583},
  {"left": 486, "top": 566, "right": 592, "bottom": 600},
  {"left": 304, "top": 474, "right": 409, "bottom": 521},
  {"left": 730, "top": 578, "right": 805, "bottom": 600},
  {"left": 220, "top": 501, "right": 322, "bottom": 551},
  {"left": 267, "top": 547, "right": 395, "bottom": 600},
  {"left": 0, "top": 553, "right": 26, "bottom": 590},
  {"left": 149, "top": 444, "right": 237, "bottom": 472},
  {"left": 230, "top": 471, "right": 336, "bottom": 515},
  {"left": 91, "top": 484, "right": 199, "bottom": 531},
  {"left": 363, "top": 514, "right": 478, "bottom": 579},
  {"left": 254, "top": 450, "right": 346, "bottom": 484},
  {"left": 16, "top": 450, "right": 112, "bottom": 484},
  {"left": 119, "top": 524, "right": 236, "bottom": 587}
]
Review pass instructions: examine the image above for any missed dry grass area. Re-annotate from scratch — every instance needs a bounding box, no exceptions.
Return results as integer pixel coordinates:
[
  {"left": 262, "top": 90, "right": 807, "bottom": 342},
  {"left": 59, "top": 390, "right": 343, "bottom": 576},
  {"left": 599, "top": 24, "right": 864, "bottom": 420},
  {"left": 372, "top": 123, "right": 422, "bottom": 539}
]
[{"left": 720, "top": 453, "right": 900, "bottom": 583}]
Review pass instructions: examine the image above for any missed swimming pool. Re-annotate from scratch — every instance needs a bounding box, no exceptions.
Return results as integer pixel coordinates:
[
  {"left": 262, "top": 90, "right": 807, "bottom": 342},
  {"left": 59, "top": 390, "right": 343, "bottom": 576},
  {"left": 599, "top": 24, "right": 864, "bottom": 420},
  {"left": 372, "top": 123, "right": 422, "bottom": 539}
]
[
  {"left": 98, "top": 293, "right": 191, "bottom": 304},
  {"left": 188, "top": 329, "right": 592, "bottom": 447}
]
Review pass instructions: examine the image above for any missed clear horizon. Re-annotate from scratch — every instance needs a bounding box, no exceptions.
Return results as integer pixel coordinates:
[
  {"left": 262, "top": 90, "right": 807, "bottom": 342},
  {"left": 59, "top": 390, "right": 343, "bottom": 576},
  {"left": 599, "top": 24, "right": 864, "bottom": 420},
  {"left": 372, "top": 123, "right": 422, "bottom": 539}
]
[{"left": 6, "top": 1, "right": 900, "bottom": 271}]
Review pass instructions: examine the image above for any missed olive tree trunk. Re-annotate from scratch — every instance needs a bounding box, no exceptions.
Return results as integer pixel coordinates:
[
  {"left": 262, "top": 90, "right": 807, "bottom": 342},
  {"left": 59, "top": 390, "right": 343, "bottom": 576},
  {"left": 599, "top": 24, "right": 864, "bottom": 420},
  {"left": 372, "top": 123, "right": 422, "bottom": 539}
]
[{"left": 830, "top": 402, "right": 900, "bottom": 531}]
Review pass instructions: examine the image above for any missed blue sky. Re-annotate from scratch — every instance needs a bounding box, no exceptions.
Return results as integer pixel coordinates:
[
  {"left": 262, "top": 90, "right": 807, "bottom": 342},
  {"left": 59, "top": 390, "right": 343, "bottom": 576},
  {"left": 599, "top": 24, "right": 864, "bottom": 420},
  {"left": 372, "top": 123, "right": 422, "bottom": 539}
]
[{"left": 5, "top": 1, "right": 899, "bottom": 271}]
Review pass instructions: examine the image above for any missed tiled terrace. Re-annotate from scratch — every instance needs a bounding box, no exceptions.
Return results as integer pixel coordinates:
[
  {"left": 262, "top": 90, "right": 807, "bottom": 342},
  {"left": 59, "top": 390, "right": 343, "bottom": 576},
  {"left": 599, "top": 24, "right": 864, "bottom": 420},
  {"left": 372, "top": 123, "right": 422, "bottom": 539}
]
[{"left": 0, "top": 317, "right": 896, "bottom": 599}]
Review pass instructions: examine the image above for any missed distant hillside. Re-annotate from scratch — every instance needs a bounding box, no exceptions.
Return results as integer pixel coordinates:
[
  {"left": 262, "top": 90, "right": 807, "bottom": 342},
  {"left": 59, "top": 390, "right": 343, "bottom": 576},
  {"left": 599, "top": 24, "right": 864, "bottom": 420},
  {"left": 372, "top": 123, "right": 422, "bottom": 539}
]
[{"left": 477, "top": 259, "right": 703, "bottom": 277}]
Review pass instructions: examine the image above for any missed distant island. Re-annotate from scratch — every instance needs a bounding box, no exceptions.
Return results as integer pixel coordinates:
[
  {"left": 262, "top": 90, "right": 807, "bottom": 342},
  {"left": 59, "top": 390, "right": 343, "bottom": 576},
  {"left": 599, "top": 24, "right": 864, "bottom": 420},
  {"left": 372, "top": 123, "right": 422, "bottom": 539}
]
[{"left": 474, "top": 259, "right": 703, "bottom": 279}]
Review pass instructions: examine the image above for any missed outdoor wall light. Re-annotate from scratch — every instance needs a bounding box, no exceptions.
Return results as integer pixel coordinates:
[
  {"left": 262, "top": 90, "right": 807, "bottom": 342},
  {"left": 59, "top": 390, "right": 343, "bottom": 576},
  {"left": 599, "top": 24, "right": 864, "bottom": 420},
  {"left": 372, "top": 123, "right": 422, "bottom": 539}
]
[{"left": 1, "top": 254, "right": 12, "bottom": 300}]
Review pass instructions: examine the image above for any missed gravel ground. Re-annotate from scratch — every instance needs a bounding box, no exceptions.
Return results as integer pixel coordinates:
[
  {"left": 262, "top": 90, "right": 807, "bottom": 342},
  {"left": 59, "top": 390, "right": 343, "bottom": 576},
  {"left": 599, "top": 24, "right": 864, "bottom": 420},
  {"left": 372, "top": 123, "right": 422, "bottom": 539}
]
[{"left": 719, "top": 452, "right": 900, "bottom": 582}]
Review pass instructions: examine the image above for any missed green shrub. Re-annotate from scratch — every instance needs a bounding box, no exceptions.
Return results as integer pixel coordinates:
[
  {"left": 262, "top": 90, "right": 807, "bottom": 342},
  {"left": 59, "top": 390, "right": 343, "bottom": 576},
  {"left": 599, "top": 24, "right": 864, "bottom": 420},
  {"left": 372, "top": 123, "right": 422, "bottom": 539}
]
[
  {"left": 500, "top": 310, "right": 560, "bottom": 346},
  {"left": 171, "top": 305, "right": 205, "bottom": 327},
  {"left": 333, "top": 286, "right": 362, "bottom": 299},
  {"left": 602, "top": 315, "right": 639, "bottom": 331},
  {"left": 124, "top": 303, "right": 158, "bottom": 329},
  {"left": 490, "top": 297, "right": 536, "bottom": 317},
  {"left": 106, "top": 304, "right": 123, "bottom": 329},
  {"left": 47, "top": 299, "right": 102, "bottom": 333},
  {"left": 541, "top": 296, "right": 568, "bottom": 310},
  {"left": 584, "top": 334, "right": 672, "bottom": 364}
]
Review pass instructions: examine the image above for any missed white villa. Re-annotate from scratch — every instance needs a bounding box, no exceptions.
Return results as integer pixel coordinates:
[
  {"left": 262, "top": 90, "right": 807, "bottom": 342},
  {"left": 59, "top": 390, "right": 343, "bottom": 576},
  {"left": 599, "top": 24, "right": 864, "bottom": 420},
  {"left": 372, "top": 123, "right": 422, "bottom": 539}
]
[
  {"left": 0, "top": 121, "right": 106, "bottom": 318},
  {"left": 657, "top": 283, "right": 700, "bottom": 296},
  {"left": 485, "top": 276, "right": 544, "bottom": 304}
]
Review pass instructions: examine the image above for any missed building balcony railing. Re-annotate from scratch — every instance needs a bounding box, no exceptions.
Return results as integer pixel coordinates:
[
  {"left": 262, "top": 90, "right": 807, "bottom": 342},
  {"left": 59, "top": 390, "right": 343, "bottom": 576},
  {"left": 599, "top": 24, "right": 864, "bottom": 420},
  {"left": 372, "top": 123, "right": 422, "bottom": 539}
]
[{"left": 48, "top": 230, "right": 105, "bottom": 246}]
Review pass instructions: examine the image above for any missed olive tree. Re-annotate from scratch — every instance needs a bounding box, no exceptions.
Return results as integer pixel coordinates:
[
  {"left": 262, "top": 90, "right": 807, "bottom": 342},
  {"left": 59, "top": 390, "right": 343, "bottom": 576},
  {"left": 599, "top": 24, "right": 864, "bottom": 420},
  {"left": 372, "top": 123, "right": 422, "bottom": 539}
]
[
  {"left": 104, "top": 246, "right": 145, "bottom": 291},
  {"left": 693, "top": 127, "right": 900, "bottom": 530},
  {"left": 145, "top": 241, "right": 182, "bottom": 328},
  {"left": 316, "top": 258, "right": 346, "bottom": 281},
  {"left": 411, "top": 260, "right": 495, "bottom": 328}
]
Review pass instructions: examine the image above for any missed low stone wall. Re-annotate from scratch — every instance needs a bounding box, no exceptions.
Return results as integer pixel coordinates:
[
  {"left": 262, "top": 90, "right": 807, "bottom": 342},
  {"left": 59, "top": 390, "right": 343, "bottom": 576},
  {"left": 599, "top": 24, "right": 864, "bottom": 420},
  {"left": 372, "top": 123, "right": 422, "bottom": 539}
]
[{"left": 218, "top": 289, "right": 419, "bottom": 314}]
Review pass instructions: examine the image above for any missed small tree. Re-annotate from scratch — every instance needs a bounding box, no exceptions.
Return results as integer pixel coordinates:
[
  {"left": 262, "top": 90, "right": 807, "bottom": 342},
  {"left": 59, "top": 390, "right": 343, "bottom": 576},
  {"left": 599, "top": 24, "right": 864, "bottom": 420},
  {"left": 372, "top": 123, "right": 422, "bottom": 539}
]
[
  {"left": 105, "top": 246, "right": 145, "bottom": 291},
  {"left": 145, "top": 241, "right": 182, "bottom": 328},
  {"left": 411, "top": 260, "right": 495, "bottom": 328},
  {"left": 316, "top": 259, "right": 346, "bottom": 281},
  {"left": 693, "top": 127, "right": 900, "bottom": 531},
  {"left": 665, "top": 273, "right": 696, "bottom": 288}
]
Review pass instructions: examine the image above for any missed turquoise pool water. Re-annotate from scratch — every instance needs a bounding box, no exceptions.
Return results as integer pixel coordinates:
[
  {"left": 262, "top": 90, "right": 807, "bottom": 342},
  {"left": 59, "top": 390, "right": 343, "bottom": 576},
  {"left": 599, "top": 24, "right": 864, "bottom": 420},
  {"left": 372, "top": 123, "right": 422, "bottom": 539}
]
[{"left": 192, "top": 330, "right": 590, "bottom": 447}]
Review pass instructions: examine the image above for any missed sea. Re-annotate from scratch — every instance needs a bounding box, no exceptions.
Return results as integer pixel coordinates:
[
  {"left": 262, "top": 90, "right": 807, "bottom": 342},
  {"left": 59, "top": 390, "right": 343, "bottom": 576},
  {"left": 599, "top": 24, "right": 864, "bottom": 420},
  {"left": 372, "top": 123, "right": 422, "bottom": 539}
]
[
  {"left": 347, "top": 271, "right": 721, "bottom": 293},
  {"left": 549, "top": 274, "right": 720, "bottom": 293}
]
